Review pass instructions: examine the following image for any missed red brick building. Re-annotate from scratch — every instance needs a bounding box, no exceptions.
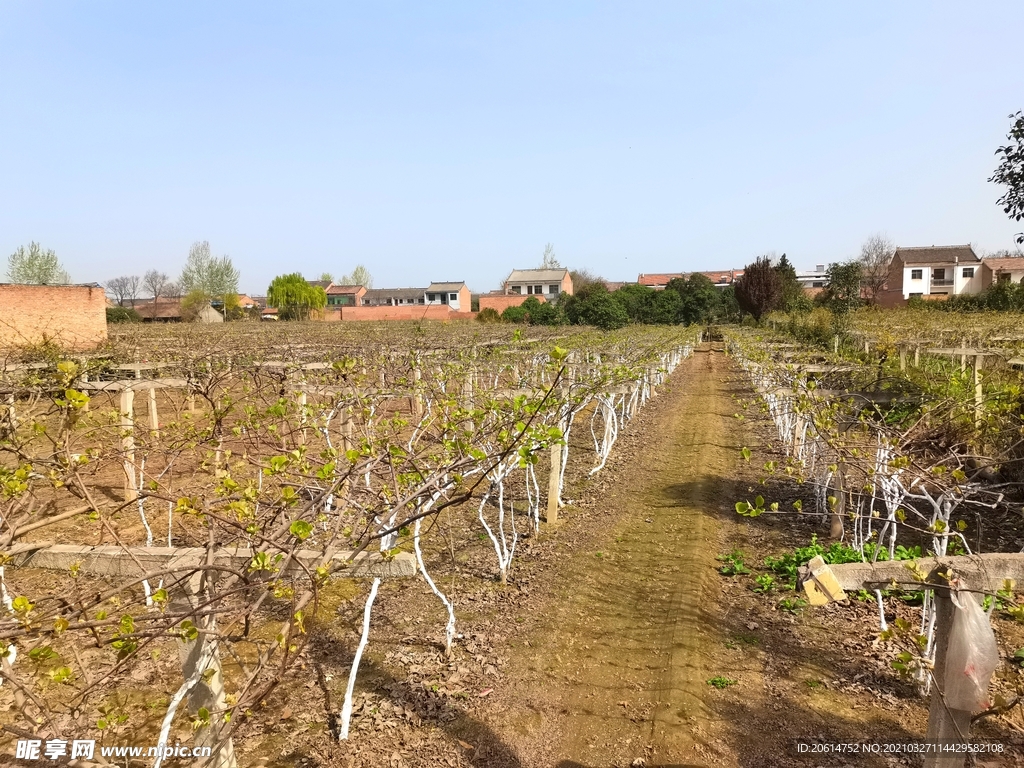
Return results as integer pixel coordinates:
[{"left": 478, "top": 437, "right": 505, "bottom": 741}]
[{"left": 0, "top": 284, "right": 107, "bottom": 349}]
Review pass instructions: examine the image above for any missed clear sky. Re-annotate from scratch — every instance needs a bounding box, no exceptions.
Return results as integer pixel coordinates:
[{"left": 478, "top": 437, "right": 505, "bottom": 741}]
[{"left": 1, "top": 2, "right": 1022, "bottom": 296}]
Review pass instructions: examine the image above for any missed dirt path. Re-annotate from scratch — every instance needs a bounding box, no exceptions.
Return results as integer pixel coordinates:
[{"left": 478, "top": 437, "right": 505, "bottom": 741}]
[{"left": 498, "top": 344, "right": 739, "bottom": 767}]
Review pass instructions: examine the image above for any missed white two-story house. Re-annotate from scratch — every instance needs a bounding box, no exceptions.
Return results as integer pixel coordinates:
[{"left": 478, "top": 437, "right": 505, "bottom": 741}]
[{"left": 885, "top": 245, "right": 984, "bottom": 302}]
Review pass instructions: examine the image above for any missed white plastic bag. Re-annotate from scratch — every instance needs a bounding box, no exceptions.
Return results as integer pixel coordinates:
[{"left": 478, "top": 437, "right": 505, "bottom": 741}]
[{"left": 944, "top": 590, "right": 1000, "bottom": 712}]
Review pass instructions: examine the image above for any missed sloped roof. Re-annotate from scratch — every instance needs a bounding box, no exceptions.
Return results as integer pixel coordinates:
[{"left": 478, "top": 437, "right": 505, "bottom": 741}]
[
  {"left": 697, "top": 270, "right": 743, "bottom": 284},
  {"left": 135, "top": 298, "right": 182, "bottom": 320},
  {"left": 506, "top": 268, "right": 569, "bottom": 283},
  {"left": 637, "top": 273, "right": 683, "bottom": 286},
  {"left": 427, "top": 281, "right": 467, "bottom": 292},
  {"left": 982, "top": 256, "right": 1024, "bottom": 272},
  {"left": 326, "top": 284, "right": 365, "bottom": 295},
  {"left": 895, "top": 245, "right": 980, "bottom": 265},
  {"left": 363, "top": 287, "right": 425, "bottom": 301},
  {"left": 307, "top": 280, "right": 333, "bottom": 290}
]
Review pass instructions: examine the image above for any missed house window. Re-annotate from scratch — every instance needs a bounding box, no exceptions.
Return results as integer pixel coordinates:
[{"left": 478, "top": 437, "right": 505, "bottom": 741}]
[
  {"left": 932, "top": 268, "right": 945, "bottom": 281},
  {"left": 910, "top": 269, "right": 922, "bottom": 280},
  {"left": 962, "top": 267, "right": 974, "bottom": 278},
  {"left": 999, "top": 273, "right": 1011, "bottom": 283},
  {"left": 426, "top": 293, "right": 435, "bottom": 302},
  {"left": 534, "top": 285, "right": 543, "bottom": 294},
  {"left": 812, "top": 281, "right": 824, "bottom": 288},
  {"left": 548, "top": 285, "right": 558, "bottom": 294},
  {"left": 449, "top": 293, "right": 457, "bottom": 301},
  {"left": 441, "top": 293, "right": 448, "bottom": 305},
  {"left": 510, "top": 285, "right": 521, "bottom": 294}
]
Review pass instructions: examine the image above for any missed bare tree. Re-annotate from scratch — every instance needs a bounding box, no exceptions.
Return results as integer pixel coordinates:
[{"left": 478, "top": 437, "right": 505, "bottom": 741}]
[
  {"left": 540, "top": 243, "right": 561, "bottom": 269},
  {"left": 143, "top": 270, "right": 171, "bottom": 301},
  {"left": 106, "top": 275, "right": 142, "bottom": 307},
  {"left": 859, "top": 234, "right": 895, "bottom": 304}
]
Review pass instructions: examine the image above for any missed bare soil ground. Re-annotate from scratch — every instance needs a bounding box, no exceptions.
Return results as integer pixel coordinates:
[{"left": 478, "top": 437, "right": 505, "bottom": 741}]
[
  {"left": 10, "top": 344, "right": 1022, "bottom": 766},
  {"left": 274, "top": 343, "right": 1022, "bottom": 768}
]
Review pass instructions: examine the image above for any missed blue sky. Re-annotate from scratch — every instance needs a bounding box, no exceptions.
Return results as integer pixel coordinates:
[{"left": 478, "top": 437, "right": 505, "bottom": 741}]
[{"left": 1, "top": 2, "right": 1022, "bottom": 295}]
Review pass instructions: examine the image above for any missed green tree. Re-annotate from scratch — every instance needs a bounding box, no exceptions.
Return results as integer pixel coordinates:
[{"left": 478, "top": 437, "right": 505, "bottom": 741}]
[
  {"left": 612, "top": 283, "right": 656, "bottom": 324},
  {"left": 563, "top": 284, "right": 628, "bottom": 330},
  {"left": 990, "top": 110, "right": 1024, "bottom": 245},
  {"left": 816, "top": 260, "right": 863, "bottom": 334},
  {"left": 267, "top": 273, "right": 328, "bottom": 320},
  {"left": 666, "top": 274, "right": 720, "bottom": 325},
  {"left": 649, "top": 287, "right": 684, "bottom": 324},
  {"left": 773, "top": 254, "right": 810, "bottom": 313},
  {"left": 106, "top": 306, "right": 141, "bottom": 323},
  {"left": 734, "top": 256, "right": 782, "bottom": 321},
  {"left": 338, "top": 265, "right": 373, "bottom": 288},
  {"left": 180, "top": 290, "right": 212, "bottom": 322},
  {"left": 7, "top": 242, "right": 71, "bottom": 284},
  {"left": 568, "top": 268, "right": 604, "bottom": 292},
  {"left": 179, "top": 241, "right": 239, "bottom": 300}
]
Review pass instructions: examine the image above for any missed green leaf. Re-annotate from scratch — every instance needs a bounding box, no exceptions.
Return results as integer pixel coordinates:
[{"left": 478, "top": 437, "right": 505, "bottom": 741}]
[{"left": 289, "top": 520, "right": 313, "bottom": 541}]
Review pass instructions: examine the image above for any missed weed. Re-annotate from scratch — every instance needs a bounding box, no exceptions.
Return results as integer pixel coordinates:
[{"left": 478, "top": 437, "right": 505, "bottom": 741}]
[
  {"left": 707, "top": 676, "right": 737, "bottom": 689},
  {"left": 717, "top": 549, "right": 750, "bottom": 576},
  {"left": 752, "top": 574, "right": 776, "bottom": 594},
  {"left": 777, "top": 597, "right": 806, "bottom": 614},
  {"left": 805, "top": 679, "right": 823, "bottom": 689}
]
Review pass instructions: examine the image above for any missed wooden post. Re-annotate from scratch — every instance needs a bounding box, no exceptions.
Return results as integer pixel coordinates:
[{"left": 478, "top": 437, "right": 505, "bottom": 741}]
[
  {"left": 914, "top": 346, "right": 920, "bottom": 367},
  {"left": 833, "top": 335, "right": 839, "bottom": 355},
  {"left": 899, "top": 346, "right": 907, "bottom": 372},
  {"left": 791, "top": 414, "right": 803, "bottom": 457},
  {"left": 959, "top": 341, "right": 967, "bottom": 373},
  {"left": 546, "top": 441, "right": 561, "bottom": 524},
  {"left": 121, "top": 389, "right": 137, "bottom": 502},
  {"left": 148, "top": 387, "right": 160, "bottom": 438}
]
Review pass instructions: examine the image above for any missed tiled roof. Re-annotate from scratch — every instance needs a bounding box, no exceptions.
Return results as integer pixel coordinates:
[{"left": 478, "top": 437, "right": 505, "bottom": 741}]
[
  {"left": 325, "top": 284, "right": 365, "bottom": 295},
  {"left": 982, "top": 256, "right": 1024, "bottom": 272},
  {"left": 306, "top": 280, "right": 333, "bottom": 290},
  {"left": 363, "top": 288, "right": 425, "bottom": 301},
  {"left": 894, "top": 245, "right": 980, "bottom": 265},
  {"left": 637, "top": 273, "right": 683, "bottom": 286},
  {"left": 506, "top": 269, "right": 569, "bottom": 283},
  {"left": 427, "top": 282, "right": 466, "bottom": 292},
  {"left": 135, "top": 298, "right": 182, "bottom": 320}
]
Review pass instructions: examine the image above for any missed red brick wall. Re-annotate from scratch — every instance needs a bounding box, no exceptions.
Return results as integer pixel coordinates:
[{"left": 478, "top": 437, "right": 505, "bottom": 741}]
[
  {"left": 338, "top": 305, "right": 469, "bottom": 322},
  {"left": 479, "top": 294, "right": 547, "bottom": 313},
  {"left": 0, "top": 284, "right": 108, "bottom": 350}
]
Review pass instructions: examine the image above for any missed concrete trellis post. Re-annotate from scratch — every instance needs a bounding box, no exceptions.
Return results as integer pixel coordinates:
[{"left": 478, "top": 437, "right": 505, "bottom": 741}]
[
  {"left": 973, "top": 354, "right": 983, "bottom": 429},
  {"left": 412, "top": 360, "right": 423, "bottom": 419},
  {"left": 546, "top": 441, "right": 561, "bottom": 524},
  {"left": 120, "top": 389, "right": 137, "bottom": 502},
  {"left": 148, "top": 387, "right": 160, "bottom": 437},
  {"left": 801, "top": 554, "right": 1024, "bottom": 768}
]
